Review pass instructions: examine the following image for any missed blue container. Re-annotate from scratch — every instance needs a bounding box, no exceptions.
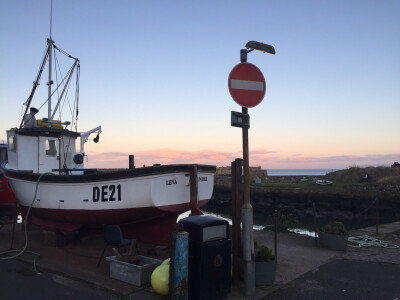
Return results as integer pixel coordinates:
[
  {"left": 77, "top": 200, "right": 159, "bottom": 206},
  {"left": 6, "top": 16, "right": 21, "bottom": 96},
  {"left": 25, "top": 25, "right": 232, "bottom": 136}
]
[{"left": 172, "top": 231, "right": 189, "bottom": 300}]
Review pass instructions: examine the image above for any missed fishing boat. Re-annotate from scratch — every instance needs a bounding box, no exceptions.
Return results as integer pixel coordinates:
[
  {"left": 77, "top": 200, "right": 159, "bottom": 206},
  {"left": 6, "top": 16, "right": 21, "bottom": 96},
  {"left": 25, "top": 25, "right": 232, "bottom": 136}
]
[
  {"left": 1, "top": 32, "right": 215, "bottom": 245},
  {"left": 315, "top": 179, "right": 333, "bottom": 186},
  {"left": 0, "top": 143, "right": 17, "bottom": 210}
]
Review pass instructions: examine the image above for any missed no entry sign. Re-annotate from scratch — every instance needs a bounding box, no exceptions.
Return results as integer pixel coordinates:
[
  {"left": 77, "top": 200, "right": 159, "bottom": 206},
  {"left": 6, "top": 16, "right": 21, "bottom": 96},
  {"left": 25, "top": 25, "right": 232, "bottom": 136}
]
[{"left": 228, "top": 62, "right": 266, "bottom": 108}]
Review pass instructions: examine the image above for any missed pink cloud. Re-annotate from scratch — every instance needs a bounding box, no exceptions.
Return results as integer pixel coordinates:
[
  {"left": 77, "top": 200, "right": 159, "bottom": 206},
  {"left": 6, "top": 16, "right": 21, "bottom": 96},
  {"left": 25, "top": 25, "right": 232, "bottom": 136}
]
[
  {"left": 262, "top": 153, "right": 400, "bottom": 169},
  {"left": 251, "top": 149, "right": 279, "bottom": 156},
  {"left": 85, "top": 148, "right": 400, "bottom": 170},
  {"left": 86, "top": 148, "right": 238, "bottom": 168}
]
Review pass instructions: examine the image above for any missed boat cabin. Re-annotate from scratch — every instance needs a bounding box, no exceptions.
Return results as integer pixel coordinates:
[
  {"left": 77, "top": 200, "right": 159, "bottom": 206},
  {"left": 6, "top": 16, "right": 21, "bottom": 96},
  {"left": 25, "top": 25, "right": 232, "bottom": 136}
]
[{"left": 6, "top": 122, "right": 85, "bottom": 175}]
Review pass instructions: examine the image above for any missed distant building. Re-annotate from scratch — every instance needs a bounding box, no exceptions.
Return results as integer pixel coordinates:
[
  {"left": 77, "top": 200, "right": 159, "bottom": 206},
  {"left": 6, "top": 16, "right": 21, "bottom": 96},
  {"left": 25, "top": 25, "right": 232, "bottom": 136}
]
[
  {"left": 216, "top": 166, "right": 233, "bottom": 176},
  {"left": 391, "top": 162, "right": 400, "bottom": 168},
  {"left": 216, "top": 166, "right": 268, "bottom": 183}
]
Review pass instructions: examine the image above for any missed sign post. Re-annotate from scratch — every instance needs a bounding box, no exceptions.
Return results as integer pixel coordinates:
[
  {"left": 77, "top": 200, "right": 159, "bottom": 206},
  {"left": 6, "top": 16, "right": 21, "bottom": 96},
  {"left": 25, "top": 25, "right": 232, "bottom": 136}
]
[{"left": 228, "top": 41, "right": 275, "bottom": 297}]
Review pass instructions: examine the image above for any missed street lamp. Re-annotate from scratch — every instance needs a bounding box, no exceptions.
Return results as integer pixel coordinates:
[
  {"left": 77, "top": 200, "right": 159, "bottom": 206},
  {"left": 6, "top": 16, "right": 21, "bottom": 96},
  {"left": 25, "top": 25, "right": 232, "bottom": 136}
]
[
  {"left": 241, "top": 40, "right": 275, "bottom": 62},
  {"left": 239, "top": 40, "right": 275, "bottom": 297}
]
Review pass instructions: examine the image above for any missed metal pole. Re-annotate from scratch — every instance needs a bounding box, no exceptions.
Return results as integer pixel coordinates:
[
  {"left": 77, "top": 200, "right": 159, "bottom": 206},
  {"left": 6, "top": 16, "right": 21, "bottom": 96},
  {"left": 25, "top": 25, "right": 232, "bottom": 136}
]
[
  {"left": 47, "top": 38, "right": 53, "bottom": 122},
  {"left": 231, "top": 158, "right": 242, "bottom": 284},
  {"left": 48, "top": 0, "right": 53, "bottom": 122},
  {"left": 241, "top": 106, "right": 255, "bottom": 297},
  {"left": 242, "top": 107, "right": 250, "bottom": 206}
]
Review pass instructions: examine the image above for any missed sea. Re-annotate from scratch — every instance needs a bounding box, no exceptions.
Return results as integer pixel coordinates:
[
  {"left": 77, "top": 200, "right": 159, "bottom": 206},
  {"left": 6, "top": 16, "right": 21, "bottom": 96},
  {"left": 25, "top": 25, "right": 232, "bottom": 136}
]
[{"left": 266, "top": 169, "right": 339, "bottom": 176}]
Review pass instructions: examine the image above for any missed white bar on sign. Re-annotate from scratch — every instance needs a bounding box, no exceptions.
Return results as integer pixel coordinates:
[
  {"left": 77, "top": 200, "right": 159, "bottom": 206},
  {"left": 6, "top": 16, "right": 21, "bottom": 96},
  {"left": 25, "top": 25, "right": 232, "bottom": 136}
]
[{"left": 230, "top": 79, "right": 264, "bottom": 91}]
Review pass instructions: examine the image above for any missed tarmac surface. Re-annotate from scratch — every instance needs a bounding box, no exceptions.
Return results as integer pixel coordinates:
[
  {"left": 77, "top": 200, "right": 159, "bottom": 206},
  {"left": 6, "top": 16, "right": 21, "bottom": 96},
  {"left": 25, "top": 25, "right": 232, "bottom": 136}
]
[{"left": 1, "top": 217, "right": 400, "bottom": 300}]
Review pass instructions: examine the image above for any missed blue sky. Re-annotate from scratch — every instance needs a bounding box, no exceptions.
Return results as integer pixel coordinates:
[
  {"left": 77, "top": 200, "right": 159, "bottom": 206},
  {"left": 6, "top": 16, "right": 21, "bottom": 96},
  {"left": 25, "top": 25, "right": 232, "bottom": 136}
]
[{"left": 1, "top": 0, "right": 399, "bottom": 169}]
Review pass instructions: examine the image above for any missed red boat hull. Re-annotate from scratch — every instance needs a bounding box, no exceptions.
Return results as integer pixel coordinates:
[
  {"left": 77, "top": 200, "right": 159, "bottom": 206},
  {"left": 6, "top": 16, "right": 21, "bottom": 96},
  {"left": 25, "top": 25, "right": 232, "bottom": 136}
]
[
  {"left": 0, "top": 175, "right": 17, "bottom": 206},
  {"left": 19, "top": 199, "right": 209, "bottom": 245}
]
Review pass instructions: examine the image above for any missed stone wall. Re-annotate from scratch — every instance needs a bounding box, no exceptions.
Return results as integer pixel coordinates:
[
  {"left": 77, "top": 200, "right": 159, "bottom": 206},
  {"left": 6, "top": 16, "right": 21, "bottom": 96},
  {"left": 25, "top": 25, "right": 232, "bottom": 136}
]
[
  {"left": 207, "top": 180, "right": 400, "bottom": 220},
  {"left": 214, "top": 175, "right": 323, "bottom": 188},
  {"left": 216, "top": 166, "right": 268, "bottom": 183}
]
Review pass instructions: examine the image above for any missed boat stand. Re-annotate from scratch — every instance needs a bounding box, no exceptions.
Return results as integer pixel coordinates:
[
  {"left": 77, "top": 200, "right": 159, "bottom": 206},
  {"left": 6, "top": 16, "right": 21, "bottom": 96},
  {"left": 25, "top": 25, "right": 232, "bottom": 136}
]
[{"left": 0, "top": 204, "right": 18, "bottom": 250}]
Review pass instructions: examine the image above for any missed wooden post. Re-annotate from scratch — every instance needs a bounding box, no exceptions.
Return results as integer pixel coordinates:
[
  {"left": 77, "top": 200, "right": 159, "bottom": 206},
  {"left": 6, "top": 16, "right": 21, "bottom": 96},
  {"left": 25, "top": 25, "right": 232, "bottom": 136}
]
[
  {"left": 274, "top": 210, "right": 278, "bottom": 262},
  {"left": 313, "top": 202, "right": 318, "bottom": 247},
  {"left": 231, "top": 158, "right": 243, "bottom": 284},
  {"left": 189, "top": 165, "right": 201, "bottom": 216},
  {"left": 375, "top": 197, "right": 379, "bottom": 234},
  {"left": 128, "top": 155, "right": 135, "bottom": 169}
]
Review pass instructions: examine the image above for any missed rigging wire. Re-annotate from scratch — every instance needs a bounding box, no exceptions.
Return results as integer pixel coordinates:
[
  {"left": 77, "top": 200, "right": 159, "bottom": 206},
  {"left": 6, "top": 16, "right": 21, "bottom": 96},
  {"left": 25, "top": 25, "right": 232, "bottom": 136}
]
[
  {"left": 35, "top": 63, "right": 75, "bottom": 115},
  {"left": 18, "top": 43, "right": 50, "bottom": 127},
  {"left": 58, "top": 69, "right": 79, "bottom": 173},
  {"left": 53, "top": 43, "right": 78, "bottom": 60},
  {"left": 53, "top": 47, "right": 62, "bottom": 120},
  {"left": 54, "top": 49, "right": 67, "bottom": 121},
  {"left": 74, "top": 64, "right": 80, "bottom": 132},
  {"left": 52, "top": 52, "right": 77, "bottom": 173},
  {"left": 53, "top": 47, "right": 75, "bottom": 123},
  {"left": 48, "top": 43, "right": 78, "bottom": 167},
  {"left": 18, "top": 39, "right": 80, "bottom": 132},
  {"left": 22, "top": 44, "right": 49, "bottom": 108},
  {"left": 53, "top": 43, "right": 78, "bottom": 123},
  {"left": 60, "top": 77, "right": 73, "bottom": 119}
]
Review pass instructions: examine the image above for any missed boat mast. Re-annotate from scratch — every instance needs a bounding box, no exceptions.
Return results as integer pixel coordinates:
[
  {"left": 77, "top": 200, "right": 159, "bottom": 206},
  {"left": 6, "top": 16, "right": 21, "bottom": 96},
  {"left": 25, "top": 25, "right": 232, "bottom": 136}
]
[
  {"left": 47, "top": 0, "right": 53, "bottom": 124},
  {"left": 18, "top": 48, "right": 49, "bottom": 129},
  {"left": 19, "top": 0, "right": 79, "bottom": 129}
]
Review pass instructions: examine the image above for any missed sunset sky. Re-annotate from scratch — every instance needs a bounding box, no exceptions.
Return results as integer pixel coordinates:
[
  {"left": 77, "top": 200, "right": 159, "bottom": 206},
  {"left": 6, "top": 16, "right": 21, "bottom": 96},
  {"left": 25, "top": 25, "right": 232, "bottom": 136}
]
[{"left": 1, "top": 0, "right": 399, "bottom": 170}]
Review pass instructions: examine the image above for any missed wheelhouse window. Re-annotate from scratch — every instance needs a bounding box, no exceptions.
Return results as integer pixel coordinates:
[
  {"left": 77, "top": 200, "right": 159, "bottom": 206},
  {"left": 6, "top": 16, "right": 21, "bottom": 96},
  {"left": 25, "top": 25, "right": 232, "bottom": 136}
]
[
  {"left": 0, "top": 148, "right": 7, "bottom": 164},
  {"left": 45, "top": 139, "right": 58, "bottom": 156},
  {"left": 8, "top": 135, "right": 16, "bottom": 151}
]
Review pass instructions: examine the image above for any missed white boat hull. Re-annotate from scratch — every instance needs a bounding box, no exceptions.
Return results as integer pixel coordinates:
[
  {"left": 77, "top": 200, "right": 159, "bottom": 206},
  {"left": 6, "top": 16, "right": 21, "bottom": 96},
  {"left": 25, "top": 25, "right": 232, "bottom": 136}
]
[
  {"left": 3, "top": 165, "right": 215, "bottom": 243},
  {"left": 8, "top": 171, "right": 214, "bottom": 212}
]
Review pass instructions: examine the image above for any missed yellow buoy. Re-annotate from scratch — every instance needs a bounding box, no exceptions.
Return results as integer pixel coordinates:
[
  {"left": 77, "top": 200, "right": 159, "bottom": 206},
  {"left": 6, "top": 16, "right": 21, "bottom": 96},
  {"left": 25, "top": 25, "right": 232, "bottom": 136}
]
[
  {"left": 151, "top": 264, "right": 170, "bottom": 295},
  {"left": 162, "top": 258, "right": 170, "bottom": 265}
]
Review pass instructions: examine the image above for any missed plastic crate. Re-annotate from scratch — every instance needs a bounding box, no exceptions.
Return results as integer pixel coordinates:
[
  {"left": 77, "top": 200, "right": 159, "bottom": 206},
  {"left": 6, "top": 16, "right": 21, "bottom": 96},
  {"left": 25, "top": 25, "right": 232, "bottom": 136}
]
[{"left": 106, "top": 255, "right": 161, "bottom": 286}]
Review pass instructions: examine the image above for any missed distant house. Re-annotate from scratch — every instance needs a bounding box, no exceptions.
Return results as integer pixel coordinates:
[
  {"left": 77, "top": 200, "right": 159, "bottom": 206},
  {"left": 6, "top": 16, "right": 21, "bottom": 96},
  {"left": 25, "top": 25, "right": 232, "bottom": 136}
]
[
  {"left": 391, "top": 162, "right": 400, "bottom": 168},
  {"left": 216, "top": 166, "right": 268, "bottom": 183}
]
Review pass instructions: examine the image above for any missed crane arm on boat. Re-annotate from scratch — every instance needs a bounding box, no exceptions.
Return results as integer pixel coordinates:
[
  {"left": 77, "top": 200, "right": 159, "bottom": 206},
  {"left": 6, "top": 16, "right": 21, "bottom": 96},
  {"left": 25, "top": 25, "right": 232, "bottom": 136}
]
[{"left": 80, "top": 126, "right": 102, "bottom": 153}]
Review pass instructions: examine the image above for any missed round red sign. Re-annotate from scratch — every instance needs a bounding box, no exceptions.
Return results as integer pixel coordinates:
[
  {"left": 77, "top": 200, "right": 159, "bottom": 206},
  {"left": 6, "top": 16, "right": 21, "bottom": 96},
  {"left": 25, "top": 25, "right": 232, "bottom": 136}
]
[{"left": 228, "top": 62, "right": 266, "bottom": 108}]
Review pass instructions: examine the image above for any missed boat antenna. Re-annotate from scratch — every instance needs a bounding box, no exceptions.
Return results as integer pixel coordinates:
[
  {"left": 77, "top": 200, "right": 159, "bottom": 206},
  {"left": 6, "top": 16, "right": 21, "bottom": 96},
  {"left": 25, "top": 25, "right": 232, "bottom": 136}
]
[
  {"left": 47, "top": 0, "right": 54, "bottom": 124},
  {"left": 50, "top": 0, "right": 53, "bottom": 39}
]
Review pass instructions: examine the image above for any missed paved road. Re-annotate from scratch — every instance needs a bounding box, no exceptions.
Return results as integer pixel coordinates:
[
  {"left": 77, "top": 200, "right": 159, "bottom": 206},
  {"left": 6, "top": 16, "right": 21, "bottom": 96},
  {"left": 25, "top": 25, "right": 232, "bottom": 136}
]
[
  {"left": 265, "top": 258, "right": 400, "bottom": 300},
  {"left": 1, "top": 222, "right": 399, "bottom": 299},
  {"left": 0, "top": 259, "right": 118, "bottom": 300}
]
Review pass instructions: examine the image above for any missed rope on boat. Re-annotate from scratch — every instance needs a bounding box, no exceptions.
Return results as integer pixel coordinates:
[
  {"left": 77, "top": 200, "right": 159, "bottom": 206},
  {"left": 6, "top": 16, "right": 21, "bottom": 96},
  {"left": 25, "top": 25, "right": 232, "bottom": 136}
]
[
  {"left": 0, "top": 172, "right": 53, "bottom": 271},
  {"left": 348, "top": 235, "right": 399, "bottom": 249},
  {"left": 53, "top": 43, "right": 79, "bottom": 60}
]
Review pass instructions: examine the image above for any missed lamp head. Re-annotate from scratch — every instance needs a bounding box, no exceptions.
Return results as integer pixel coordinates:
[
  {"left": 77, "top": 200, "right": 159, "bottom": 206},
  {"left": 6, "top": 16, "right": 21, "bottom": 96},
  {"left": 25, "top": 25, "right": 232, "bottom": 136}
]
[{"left": 245, "top": 41, "right": 275, "bottom": 55}]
